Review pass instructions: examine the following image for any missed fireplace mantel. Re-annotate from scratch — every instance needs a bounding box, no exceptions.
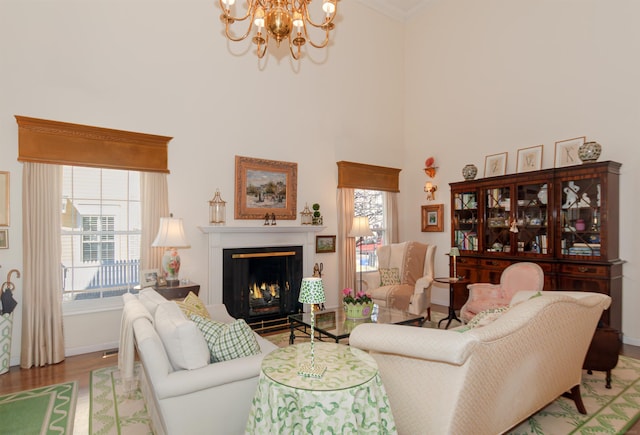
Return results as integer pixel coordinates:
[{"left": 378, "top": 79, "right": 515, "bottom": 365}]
[{"left": 199, "top": 225, "right": 326, "bottom": 304}]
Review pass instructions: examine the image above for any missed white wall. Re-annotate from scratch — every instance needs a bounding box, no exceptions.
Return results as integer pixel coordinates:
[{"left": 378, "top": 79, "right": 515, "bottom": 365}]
[
  {"left": 1, "top": 0, "right": 639, "bottom": 365},
  {"left": 401, "top": 0, "right": 640, "bottom": 344},
  {"left": 0, "top": 0, "right": 404, "bottom": 362}
]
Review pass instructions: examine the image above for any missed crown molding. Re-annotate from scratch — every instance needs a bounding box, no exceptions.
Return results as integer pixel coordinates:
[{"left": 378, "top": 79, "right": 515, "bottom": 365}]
[{"left": 353, "top": 0, "right": 431, "bottom": 22}]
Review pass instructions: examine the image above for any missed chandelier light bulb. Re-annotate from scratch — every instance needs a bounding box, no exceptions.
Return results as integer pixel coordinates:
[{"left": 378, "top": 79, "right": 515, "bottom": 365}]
[
  {"left": 322, "top": 0, "right": 335, "bottom": 14},
  {"left": 254, "top": 7, "right": 265, "bottom": 28},
  {"left": 293, "top": 11, "right": 303, "bottom": 31},
  {"left": 222, "top": 0, "right": 235, "bottom": 7}
]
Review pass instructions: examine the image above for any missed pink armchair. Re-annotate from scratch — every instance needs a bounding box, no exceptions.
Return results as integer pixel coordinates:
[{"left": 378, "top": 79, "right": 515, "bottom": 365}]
[{"left": 460, "top": 262, "right": 544, "bottom": 323}]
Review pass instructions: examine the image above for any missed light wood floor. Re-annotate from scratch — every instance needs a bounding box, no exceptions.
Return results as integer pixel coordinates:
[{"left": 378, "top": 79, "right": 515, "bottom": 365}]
[{"left": 1, "top": 307, "right": 639, "bottom": 434}]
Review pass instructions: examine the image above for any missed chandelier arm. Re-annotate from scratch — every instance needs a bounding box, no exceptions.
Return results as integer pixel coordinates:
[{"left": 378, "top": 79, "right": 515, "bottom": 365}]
[
  {"left": 224, "top": 21, "right": 255, "bottom": 42},
  {"left": 256, "top": 32, "right": 269, "bottom": 58},
  {"left": 302, "top": 4, "right": 337, "bottom": 29},
  {"left": 301, "top": 22, "right": 330, "bottom": 49},
  {"left": 218, "top": 0, "right": 254, "bottom": 22},
  {"left": 288, "top": 37, "right": 302, "bottom": 60}
]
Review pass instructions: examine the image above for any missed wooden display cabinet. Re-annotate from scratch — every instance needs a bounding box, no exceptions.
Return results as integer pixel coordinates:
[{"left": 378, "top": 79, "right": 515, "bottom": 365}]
[{"left": 450, "top": 161, "right": 623, "bottom": 330}]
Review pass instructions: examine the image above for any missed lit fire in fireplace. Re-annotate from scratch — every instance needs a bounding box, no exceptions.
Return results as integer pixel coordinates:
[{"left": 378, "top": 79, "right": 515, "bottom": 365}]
[{"left": 250, "top": 282, "right": 280, "bottom": 300}]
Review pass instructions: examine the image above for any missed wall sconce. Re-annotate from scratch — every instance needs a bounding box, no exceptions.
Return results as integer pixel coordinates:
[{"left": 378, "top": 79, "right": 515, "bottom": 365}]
[
  {"left": 424, "top": 182, "right": 437, "bottom": 201},
  {"left": 424, "top": 156, "right": 437, "bottom": 178}
]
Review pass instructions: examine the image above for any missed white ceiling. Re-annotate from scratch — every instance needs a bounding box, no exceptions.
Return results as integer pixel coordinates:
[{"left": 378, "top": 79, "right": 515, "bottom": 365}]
[{"left": 354, "top": 0, "right": 432, "bottom": 21}]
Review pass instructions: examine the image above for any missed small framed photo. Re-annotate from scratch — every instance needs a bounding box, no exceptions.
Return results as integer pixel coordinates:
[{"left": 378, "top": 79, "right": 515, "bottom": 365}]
[
  {"left": 421, "top": 204, "right": 444, "bottom": 232},
  {"left": 484, "top": 152, "right": 508, "bottom": 177},
  {"left": 141, "top": 269, "right": 159, "bottom": 288},
  {"left": 156, "top": 276, "right": 167, "bottom": 287},
  {"left": 0, "top": 229, "right": 7, "bottom": 249},
  {"left": 316, "top": 235, "right": 336, "bottom": 253},
  {"left": 554, "top": 136, "right": 585, "bottom": 168},
  {"left": 516, "top": 145, "right": 543, "bottom": 173}
]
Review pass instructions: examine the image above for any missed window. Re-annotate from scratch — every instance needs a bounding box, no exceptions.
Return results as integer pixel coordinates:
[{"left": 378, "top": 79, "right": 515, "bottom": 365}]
[
  {"left": 82, "top": 216, "right": 115, "bottom": 262},
  {"left": 61, "top": 166, "right": 141, "bottom": 302},
  {"left": 354, "top": 189, "right": 387, "bottom": 272}
]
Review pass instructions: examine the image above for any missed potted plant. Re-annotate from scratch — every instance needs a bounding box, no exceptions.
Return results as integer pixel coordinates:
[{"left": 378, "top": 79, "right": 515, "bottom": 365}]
[
  {"left": 312, "top": 203, "right": 322, "bottom": 225},
  {"left": 342, "top": 288, "right": 373, "bottom": 320}
]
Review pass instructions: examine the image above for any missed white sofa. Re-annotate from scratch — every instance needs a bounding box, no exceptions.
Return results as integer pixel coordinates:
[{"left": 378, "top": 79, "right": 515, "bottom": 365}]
[
  {"left": 350, "top": 291, "right": 611, "bottom": 435},
  {"left": 120, "top": 289, "right": 278, "bottom": 435},
  {"left": 363, "top": 241, "right": 436, "bottom": 316}
]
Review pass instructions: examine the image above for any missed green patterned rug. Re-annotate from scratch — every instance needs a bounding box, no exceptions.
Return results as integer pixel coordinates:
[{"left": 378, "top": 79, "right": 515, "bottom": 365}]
[
  {"left": 0, "top": 381, "right": 77, "bottom": 434},
  {"left": 89, "top": 364, "right": 152, "bottom": 434}
]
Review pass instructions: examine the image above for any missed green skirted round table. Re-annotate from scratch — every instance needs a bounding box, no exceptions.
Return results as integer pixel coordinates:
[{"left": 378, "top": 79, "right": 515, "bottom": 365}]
[{"left": 245, "top": 341, "right": 397, "bottom": 434}]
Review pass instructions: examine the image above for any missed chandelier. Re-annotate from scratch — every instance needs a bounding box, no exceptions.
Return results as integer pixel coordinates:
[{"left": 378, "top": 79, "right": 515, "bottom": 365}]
[{"left": 219, "top": 0, "right": 338, "bottom": 59}]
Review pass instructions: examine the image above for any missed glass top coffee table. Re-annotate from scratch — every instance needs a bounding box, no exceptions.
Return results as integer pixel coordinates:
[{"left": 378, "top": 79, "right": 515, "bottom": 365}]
[{"left": 288, "top": 305, "right": 424, "bottom": 344}]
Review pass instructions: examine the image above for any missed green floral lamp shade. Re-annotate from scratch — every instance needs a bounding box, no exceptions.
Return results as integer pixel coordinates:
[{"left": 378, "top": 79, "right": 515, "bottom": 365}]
[{"left": 299, "top": 277, "right": 326, "bottom": 304}]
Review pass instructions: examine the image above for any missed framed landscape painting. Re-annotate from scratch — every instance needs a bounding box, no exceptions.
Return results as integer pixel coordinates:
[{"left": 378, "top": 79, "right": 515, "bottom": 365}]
[
  {"left": 421, "top": 204, "right": 444, "bottom": 232},
  {"left": 235, "top": 156, "right": 298, "bottom": 220}
]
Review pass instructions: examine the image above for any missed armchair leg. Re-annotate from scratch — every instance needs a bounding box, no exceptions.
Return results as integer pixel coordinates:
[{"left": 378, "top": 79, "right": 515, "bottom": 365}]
[{"left": 562, "top": 385, "right": 587, "bottom": 414}]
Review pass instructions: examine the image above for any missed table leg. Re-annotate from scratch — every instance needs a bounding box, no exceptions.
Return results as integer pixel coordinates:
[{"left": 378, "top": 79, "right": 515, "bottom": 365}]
[
  {"left": 289, "top": 323, "right": 296, "bottom": 345},
  {"left": 438, "top": 283, "right": 462, "bottom": 329}
]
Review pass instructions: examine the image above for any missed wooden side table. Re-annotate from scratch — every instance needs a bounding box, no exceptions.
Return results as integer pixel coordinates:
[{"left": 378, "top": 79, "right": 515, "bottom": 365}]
[
  {"left": 434, "top": 277, "right": 469, "bottom": 329},
  {"left": 152, "top": 281, "right": 200, "bottom": 300}
]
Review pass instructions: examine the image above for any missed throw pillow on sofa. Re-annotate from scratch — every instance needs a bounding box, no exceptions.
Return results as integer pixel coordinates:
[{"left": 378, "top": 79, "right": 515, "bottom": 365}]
[
  {"left": 154, "top": 302, "right": 210, "bottom": 370},
  {"left": 176, "top": 291, "right": 211, "bottom": 319},
  {"left": 379, "top": 268, "right": 401, "bottom": 286},
  {"left": 190, "top": 315, "right": 261, "bottom": 363},
  {"left": 139, "top": 288, "right": 168, "bottom": 316}
]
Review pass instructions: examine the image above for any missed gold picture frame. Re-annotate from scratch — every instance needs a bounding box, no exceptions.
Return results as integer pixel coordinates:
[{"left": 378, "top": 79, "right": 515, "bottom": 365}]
[
  {"left": 0, "top": 172, "right": 9, "bottom": 226},
  {"left": 554, "top": 136, "right": 585, "bottom": 168},
  {"left": 483, "top": 152, "right": 508, "bottom": 177},
  {"left": 421, "top": 204, "right": 444, "bottom": 232},
  {"left": 235, "top": 156, "right": 298, "bottom": 220},
  {"left": 0, "top": 229, "right": 7, "bottom": 249},
  {"left": 315, "top": 235, "right": 336, "bottom": 253},
  {"left": 516, "top": 145, "right": 543, "bottom": 173}
]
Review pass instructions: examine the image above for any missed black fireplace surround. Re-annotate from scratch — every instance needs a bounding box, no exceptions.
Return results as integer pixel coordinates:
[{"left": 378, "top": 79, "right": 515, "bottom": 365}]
[{"left": 222, "top": 246, "right": 303, "bottom": 324}]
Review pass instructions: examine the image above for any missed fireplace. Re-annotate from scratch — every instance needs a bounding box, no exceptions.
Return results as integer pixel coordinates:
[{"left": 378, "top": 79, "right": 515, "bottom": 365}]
[{"left": 222, "top": 246, "right": 303, "bottom": 323}]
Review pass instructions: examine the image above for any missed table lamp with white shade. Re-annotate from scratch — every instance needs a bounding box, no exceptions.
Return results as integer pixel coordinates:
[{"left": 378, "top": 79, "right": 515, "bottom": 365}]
[
  {"left": 298, "top": 277, "right": 326, "bottom": 378},
  {"left": 349, "top": 216, "right": 374, "bottom": 292},
  {"left": 151, "top": 215, "right": 191, "bottom": 286}
]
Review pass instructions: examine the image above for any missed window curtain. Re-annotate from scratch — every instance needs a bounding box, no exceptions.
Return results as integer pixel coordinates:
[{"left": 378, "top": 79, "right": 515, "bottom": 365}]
[
  {"left": 140, "top": 172, "right": 169, "bottom": 270},
  {"left": 21, "top": 163, "right": 65, "bottom": 368},
  {"left": 337, "top": 188, "right": 356, "bottom": 291},
  {"left": 385, "top": 191, "right": 399, "bottom": 244}
]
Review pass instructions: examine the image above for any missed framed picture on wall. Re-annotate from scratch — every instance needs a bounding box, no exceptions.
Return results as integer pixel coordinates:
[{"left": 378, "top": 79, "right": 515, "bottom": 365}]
[
  {"left": 0, "top": 172, "right": 9, "bottom": 226},
  {"left": 316, "top": 235, "right": 336, "bottom": 253},
  {"left": 421, "top": 204, "right": 444, "bottom": 232},
  {"left": 0, "top": 229, "right": 7, "bottom": 249},
  {"left": 235, "top": 156, "right": 298, "bottom": 220},
  {"left": 554, "top": 136, "right": 585, "bottom": 168},
  {"left": 516, "top": 145, "right": 543, "bottom": 173},
  {"left": 484, "top": 152, "right": 508, "bottom": 177}
]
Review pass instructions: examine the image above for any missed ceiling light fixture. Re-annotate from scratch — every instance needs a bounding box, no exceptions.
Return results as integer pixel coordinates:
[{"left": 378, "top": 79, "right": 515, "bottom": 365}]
[{"left": 219, "top": 0, "right": 338, "bottom": 59}]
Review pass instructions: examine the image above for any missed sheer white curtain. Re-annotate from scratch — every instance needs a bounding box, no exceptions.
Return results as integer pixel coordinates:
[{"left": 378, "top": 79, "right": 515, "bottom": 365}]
[
  {"left": 337, "top": 188, "right": 356, "bottom": 291},
  {"left": 21, "top": 163, "right": 65, "bottom": 368},
  {"left": 385, "top": 191, "right": 399, "bottom": 244},
  {"left": 140, "top": 172, "right": 169, "bottom": 271}
]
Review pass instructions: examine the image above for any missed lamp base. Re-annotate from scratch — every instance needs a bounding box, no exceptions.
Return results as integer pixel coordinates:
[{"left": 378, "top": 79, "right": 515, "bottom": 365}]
[
  {"left": 161, "top": 248, "right": 181, "bottom": 284},
  {"left": 298, "top": 362, "right": 326, "bottom": 378}
]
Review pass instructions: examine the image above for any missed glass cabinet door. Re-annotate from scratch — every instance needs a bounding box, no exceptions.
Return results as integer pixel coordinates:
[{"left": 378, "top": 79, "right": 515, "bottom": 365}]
[
  {"left": 453, "top": 191, "right": 478, "bottom": 252},
  {"left": 484, "top": 187, "right": 511, "bottom": 253},
  {"left": 559, "top": 177, "right": 602, "bottom": 257},
  {"left": 514, "top": 182, "right": 550, "bottom": 255}
]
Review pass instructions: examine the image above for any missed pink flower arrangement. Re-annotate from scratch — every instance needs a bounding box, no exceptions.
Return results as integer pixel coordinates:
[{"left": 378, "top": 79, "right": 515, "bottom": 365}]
[{"left": 342, "top": 287, "right": 372, "bottom": 305}]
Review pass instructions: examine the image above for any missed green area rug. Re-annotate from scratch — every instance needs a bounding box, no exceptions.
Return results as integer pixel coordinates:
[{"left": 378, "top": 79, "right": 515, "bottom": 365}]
[
  {"left": 0, "top": 381, "right": 77, "bottom": 434},
  {"left": 265, "top": 329, "right": 640, "bottom": 434},
  {"left": 89, "top": 363, "right": 152, "bottom": 434}
]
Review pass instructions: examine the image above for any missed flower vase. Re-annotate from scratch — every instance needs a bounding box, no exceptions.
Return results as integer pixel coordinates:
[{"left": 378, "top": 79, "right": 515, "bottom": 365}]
[{"left": 344, "top": 302, "right": 374, "bottom": 320}]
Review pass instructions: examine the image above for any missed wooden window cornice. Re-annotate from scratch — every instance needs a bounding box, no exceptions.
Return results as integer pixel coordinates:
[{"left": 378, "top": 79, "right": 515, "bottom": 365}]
[
  {"left": 337, "top": 161, "right": 401, "bottom": 192},
  {"left": 15, "top": 115, "right": 171, "bottom": 173}
]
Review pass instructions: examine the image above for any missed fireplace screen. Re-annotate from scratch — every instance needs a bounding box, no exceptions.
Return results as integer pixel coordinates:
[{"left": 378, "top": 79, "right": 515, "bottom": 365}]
[{"left": 222, "top": 246, "right": 303, "bottom": 322}]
